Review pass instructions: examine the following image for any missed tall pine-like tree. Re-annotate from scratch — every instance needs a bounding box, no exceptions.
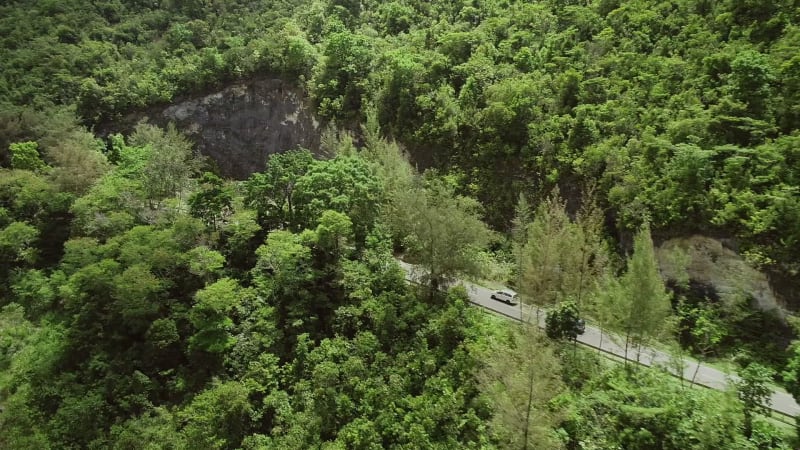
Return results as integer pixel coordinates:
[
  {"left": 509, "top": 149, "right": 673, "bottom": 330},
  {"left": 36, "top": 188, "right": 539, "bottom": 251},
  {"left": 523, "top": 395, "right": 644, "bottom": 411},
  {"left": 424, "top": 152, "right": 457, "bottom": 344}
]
[{"left": 612, "top": 224, "right": 673, "bottom": 362}]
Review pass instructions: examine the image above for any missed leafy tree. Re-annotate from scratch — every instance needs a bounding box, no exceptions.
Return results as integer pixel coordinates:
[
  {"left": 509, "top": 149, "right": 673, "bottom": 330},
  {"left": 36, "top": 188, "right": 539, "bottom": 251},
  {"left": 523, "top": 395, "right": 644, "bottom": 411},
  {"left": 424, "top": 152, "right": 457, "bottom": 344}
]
[
  {"left": 782, "top": 340, "right": 800, "bottom": 405},
  {"left": 128, "top": 123, "right": 199, "bottom": 205},
  {"left": 734, "top": 363, "right": 774, "bottom": 439},
  {"left": 314, "top": 209, "right": 354, "bottom": 257},
  {"left": 292, "top": 156, "right": 383, "bottom": 245},
  {"left": 189, "top": 172, "right": 232, "bottom": 230},
  {"left": 0, "top": 169, "right": 72, "bottom": 231},
  {"left": 145, "top": 318, "right": 180, "bottom": 352},
  {"left": 243, "top": 149, "right": 314, "bottom": 230},
  {"left": 681, "top": 302, "right": 728, "bottom": 385},
  {"left": 516, "top": 193, "right": 573, "bottom": 310},
  {"left": 8, "top": 269, "right": 56, "bottom": 318},
  {"left": 185, "top": 246, "right": 226, "bottom": 282},
  {"left": 511, "top": 193, "right": 534, "bottom": 247},
  {"left": 564, "top": 364, "right": 756, "bottom": 450},
  {"left": 109, "top": 407, "right": 185, "bottom": 449},
  {"left": 189, "top": 278, "right": 245, "bottom": 354},
  {"left": 0, "top": 312, "right": 66, "bottom": 448},
  {"left": 729, "top": 50, "right": 774, "bottom": 118},
  {"left": 218, "top": 207, "right": 262, "bottom": 272},
  {"left": 0, "top": 221, "right": 39, "bottom": 265},
  {"left": 390, "top": 176, "right": 490, "bottom": 290},
  {"left": 45, "top": 129, "right": 110, "bottom": 194},
  {"left": 178, "top": 380, "right": 253, "bottom": 449},
  {"left": 69, "top": 174, "right": 142, "bottom": 239},
  {"left": 111, "top": 263, "right": 166, "bottom": 334},
  {"left": 252, "top": 229, "right": 321, "bottom": 354},
  {"left": 311, "top": 30, "right": 373, "bottom": 120},
  {"left": 9, "top": 141, "right": 47, "bottom": 172},
  {"left": 545, "top": 301, "right": 585, "bottom": 342},
  {"left": 0, "top": 303, "right": 36, "bottom": 372}
]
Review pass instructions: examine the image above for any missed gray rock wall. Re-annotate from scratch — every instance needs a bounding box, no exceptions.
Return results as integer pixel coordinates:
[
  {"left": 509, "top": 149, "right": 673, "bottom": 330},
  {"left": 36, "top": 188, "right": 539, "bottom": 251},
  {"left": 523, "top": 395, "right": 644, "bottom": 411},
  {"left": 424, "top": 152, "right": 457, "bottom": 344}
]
[
  {"left": 155, "top": 79, "right": 321, "bottom": 178},
  {"left": 656, "top": 235, "right": 784, "bottom": 316}
]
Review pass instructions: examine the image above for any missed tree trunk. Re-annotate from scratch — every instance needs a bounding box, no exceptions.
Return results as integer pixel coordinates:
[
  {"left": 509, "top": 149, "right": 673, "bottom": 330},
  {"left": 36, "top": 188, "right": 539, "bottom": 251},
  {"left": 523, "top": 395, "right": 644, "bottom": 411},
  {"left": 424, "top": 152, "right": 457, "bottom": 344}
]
[
  {"left": 599, "top": 328, "right": 604, "bottom": 351},
  {"left": 744, "top": 411, "right": 753, "bottom": 439},
  {"left": 429, "top": 277, "right": 439, "bottom": 302},
  {"left": 691, "top": 359, "right": 701, "bottom": 386},
  {"left": 675, "top": 348, "right": 685, "bottom": 388},
  {"left": 624, "top": 332, "right": 630, "bottom": 366},
  {"left": 576, "top": 245, "right": 586, "bottom": 308},
  {"left": 522, "top": 357, "right": 537, "bottom": 450},
  {"left": 285, "top": 186, "right": 294, "bottom": 224}
]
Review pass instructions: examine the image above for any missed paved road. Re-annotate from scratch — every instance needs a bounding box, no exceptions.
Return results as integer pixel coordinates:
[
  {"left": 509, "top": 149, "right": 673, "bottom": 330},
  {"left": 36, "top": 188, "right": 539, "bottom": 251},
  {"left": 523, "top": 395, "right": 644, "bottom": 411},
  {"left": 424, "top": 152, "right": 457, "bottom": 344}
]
[{"left": 397, "top": 262, "right": 800, "bottom": 418}]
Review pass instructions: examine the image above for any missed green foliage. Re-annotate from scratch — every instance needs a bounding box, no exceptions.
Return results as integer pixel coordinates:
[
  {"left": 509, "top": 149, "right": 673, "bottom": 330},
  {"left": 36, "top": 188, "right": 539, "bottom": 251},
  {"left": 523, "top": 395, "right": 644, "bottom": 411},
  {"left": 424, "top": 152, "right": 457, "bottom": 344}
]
[
  {"left": 189, "top": 172, "right": 232, "bottom": 230},
  {"left": 292, "top": 155, "right": 383, "bottom": 245},
  {"left": 729, "top": 50, "right": 774, "bottom": 118},
  {"left": 684, "top": 303, "right": 728, "bottom": 356},
  {"left": 9, "top": 141, "right": 47, "bottom": 172},
  {"left": 186, "top": 246, "right": 226, "bottom": 281},
  {"left": 516, "top": 191, "right": 609, "bottom": 313},
  {"left": 311, "top": 30, "right": 373, "bottom": 120},
  {"left": 112, "top": 263, "right": 167, "bottom": 332},
  {"left": 562, "top": 365, "right": 755, "bottom": 450},
  {"left": 0, "top": 169, "right": 72, "bottom": 263},
  {"left": 478, "top": 323, "right": 565, "bottom": 449},
  {"left": 314, "top": 209, "right": 354, "bottom": 256},
  {"left": 179, "top": 380, "right": 253, "bottom": 449},
  {"left": 390, "top": 175, "right": 491, "bottom": 288},
  {"left": 622, "top": 225, "right": 673, "bottom": 343},
  {"left": 243, "top": 148, "right": 314, "bottom": 230},
  {"left": 1, "top": 1, "right": 798, "bottom": 448},
  {"left": 189, "top": 278, "right": 244, "bottom": 354},
  {"left": 735, "top": 363, "right": 775, "bottom": 438},
  {"left": 516, "top": 193, "right": 575, "bottom": 307},
  {"left": 69, "top": 174, "right": 141, "bottom": 239},
  {"left": 782, "top": 341, "right": 800, "bottom": 403},
  {"left": 2, "top": 0, "right": 799, "bottom": 289},
  {"left": 9, "top": 269, "right": 57, "bottom": 318},
  {"left": 546, "top": 301, "right": 584, "bottom": 342},
  {"left": 108, "top": 407, "right": 185, "bottom": 449},
  {"left": 128, "top": 122, "right": 199, "bottom": 204},
  {"left": 0, "top": 0, "right": 310, "bottom": 122},
  {"left": 0, "top": 221, "right": 39, "bottom": 265},
  {"left": 45, "top": 128, "right": 110, "bottom": 194}
]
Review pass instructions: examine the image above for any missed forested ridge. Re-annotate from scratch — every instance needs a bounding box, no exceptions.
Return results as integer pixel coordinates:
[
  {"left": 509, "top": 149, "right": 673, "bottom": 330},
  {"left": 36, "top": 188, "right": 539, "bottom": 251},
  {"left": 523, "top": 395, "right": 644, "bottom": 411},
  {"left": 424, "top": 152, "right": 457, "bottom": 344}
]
[{"left": 1, "top": 0, "right": 800, "bottom": 448}]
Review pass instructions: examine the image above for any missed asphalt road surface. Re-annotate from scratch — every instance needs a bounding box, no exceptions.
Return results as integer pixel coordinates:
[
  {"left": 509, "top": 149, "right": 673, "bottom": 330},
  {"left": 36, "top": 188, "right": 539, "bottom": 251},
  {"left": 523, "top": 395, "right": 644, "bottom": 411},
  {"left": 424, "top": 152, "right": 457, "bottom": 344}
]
[{"left": 397, "top": 261, "right": 800, "bottom": 418}]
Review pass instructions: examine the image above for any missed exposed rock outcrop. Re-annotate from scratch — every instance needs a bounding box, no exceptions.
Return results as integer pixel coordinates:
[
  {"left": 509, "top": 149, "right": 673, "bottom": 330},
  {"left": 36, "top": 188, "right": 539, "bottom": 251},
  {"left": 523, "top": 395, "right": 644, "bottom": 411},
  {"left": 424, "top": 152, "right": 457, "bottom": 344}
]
[
  {"left": 656, "top": 235, "right": 783, "bottom": 316},
  {"left": 161, "top": 79, "right": 322, "bottom": 178},
  {"left": 103, "top": 78, "right": 323, "bottom": 179}
]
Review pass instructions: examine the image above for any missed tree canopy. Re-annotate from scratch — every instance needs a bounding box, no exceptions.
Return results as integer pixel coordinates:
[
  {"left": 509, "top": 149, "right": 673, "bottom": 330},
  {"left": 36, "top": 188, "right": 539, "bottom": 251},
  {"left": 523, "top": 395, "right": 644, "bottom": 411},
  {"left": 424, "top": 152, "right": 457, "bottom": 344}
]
[{"left": 1, "top": 0, "right": 799, "bottom": 448}]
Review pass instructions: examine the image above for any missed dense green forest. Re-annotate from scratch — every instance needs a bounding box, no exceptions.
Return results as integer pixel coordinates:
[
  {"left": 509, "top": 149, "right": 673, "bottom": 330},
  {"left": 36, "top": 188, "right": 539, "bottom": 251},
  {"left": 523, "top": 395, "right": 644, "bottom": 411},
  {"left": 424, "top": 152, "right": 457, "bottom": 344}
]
[{"left": 1, "top": 0, "right": 800, "bottom": 448}]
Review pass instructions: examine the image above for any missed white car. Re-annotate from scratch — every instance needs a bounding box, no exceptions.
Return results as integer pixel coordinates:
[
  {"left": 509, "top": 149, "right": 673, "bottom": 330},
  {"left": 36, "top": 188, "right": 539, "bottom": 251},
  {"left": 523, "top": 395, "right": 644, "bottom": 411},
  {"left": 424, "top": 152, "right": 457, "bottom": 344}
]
[{"left": 490, "top": 289, "right": 519, "bottom": 305}]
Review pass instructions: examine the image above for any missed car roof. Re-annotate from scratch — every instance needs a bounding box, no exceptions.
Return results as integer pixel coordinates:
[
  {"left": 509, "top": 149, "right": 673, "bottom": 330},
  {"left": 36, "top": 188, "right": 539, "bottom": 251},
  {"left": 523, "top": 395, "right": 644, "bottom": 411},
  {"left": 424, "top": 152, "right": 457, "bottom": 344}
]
[{"left": 496, "top": 289, "right": 518, "bottom": 296}]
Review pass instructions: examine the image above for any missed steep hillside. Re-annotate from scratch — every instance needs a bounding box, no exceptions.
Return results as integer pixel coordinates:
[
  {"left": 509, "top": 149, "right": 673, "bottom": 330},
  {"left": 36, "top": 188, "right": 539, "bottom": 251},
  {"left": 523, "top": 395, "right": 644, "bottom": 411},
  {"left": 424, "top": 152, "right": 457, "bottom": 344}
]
[
  {"left": 2, "top": 0, "right": 798, "bottom": 304},
  {"left": 2, "top": 1, "right": 800, "bottom": 447}
]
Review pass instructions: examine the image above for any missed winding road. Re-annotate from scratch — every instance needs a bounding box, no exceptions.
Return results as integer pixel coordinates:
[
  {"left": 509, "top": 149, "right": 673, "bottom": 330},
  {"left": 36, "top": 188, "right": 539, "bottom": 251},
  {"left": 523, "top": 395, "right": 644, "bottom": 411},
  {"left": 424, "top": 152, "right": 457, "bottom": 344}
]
[{"left": 397, "top": 261, "right": 800, "bottom": 418}]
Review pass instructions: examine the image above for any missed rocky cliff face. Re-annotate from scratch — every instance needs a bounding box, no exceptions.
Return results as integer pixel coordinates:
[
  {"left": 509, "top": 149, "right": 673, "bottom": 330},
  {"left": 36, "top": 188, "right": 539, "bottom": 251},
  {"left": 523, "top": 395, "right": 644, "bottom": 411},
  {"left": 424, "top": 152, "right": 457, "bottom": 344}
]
[
  {"left": 163, "top": 79, "right": 322, "bottom": 178},
  {"left": 656, "top": 235, "right": 784, "bottom": 316},
  {"left": 110, "top": 78, "right": 323, "bottom": 179}
]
